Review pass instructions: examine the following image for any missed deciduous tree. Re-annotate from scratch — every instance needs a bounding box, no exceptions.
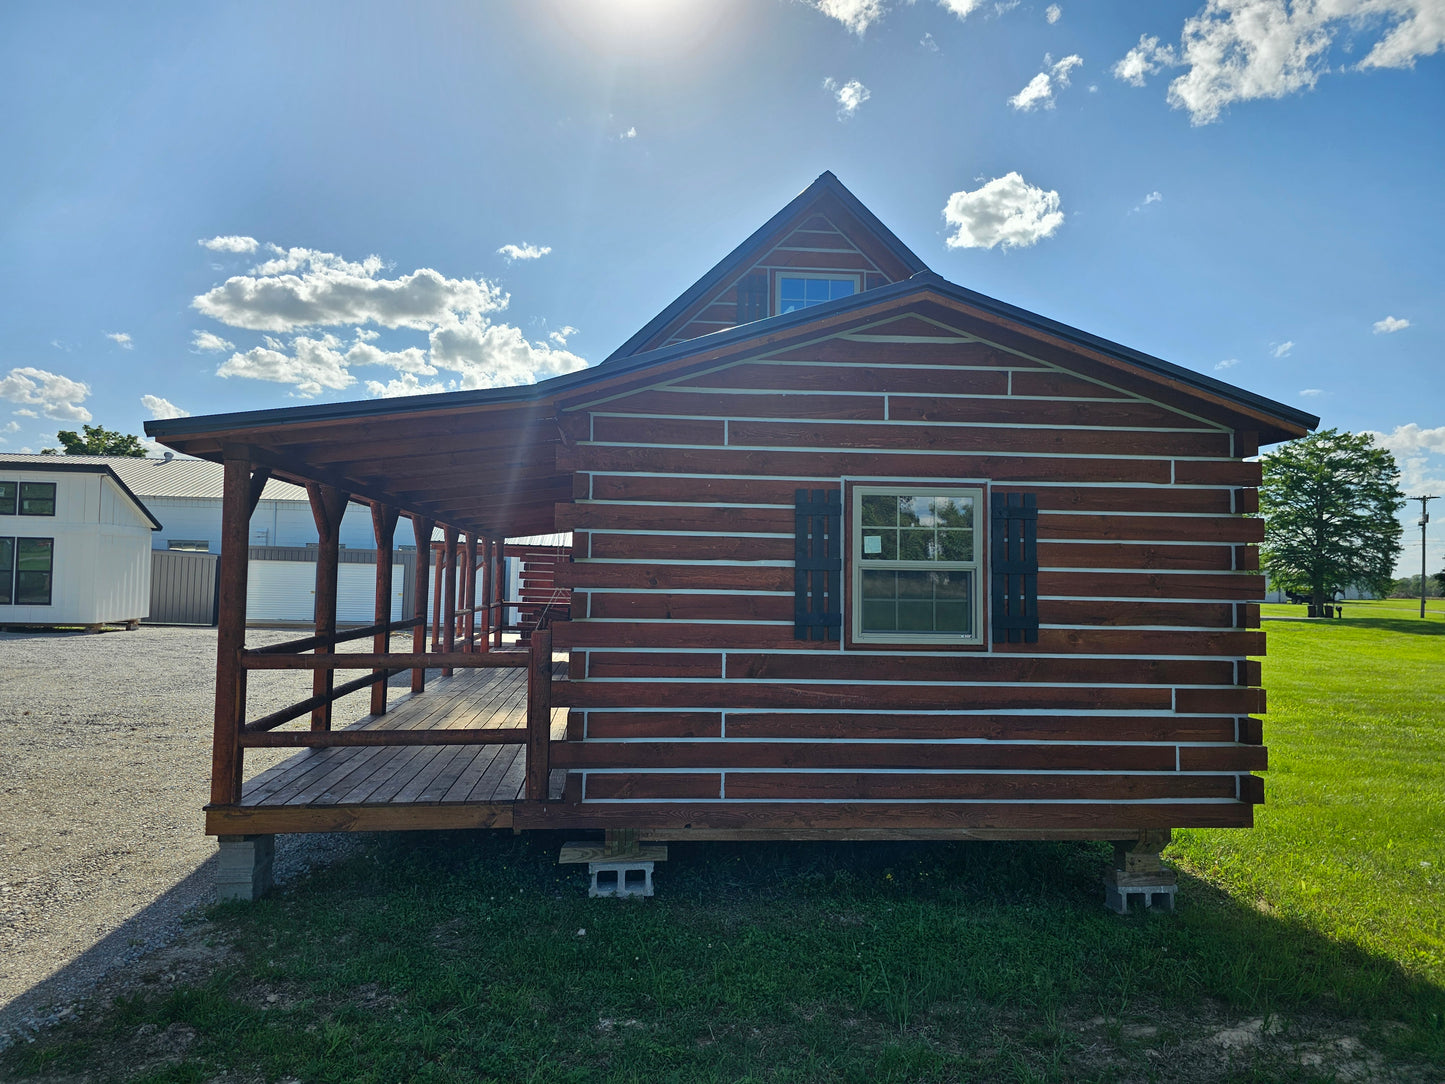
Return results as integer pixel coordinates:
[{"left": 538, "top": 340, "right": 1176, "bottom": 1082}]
[
  {"left": 1260, "top": 428, "right": 1404, "bottom": 608},
  {"left": 45, "top": 424, "right": 148, "bottom": 457}
]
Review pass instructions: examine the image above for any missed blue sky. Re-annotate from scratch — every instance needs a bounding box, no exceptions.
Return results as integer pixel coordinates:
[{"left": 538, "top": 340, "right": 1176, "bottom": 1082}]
[{"left": 1, "top": 0, "right": 1441, "bottom": 572}]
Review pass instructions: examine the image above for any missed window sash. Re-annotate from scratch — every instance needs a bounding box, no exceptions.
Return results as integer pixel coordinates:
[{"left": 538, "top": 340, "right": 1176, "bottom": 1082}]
[
  {"left": 774, "top": 273, "right": 860, "bottom": 315},
  {"left": 2, "top": 536, "right": 52, "bottom": 606},
  {"left": 0, "top": 481, "right": 15, "bottom": 516},
  {"left": 19, "top": 482, "right": 56, "bottom": 516},
  {"left": 0, "top": 537, "right": 12, "bottom": 605},
  {"left": 852, "top": 486, "right": 984, "bottom": 645}
]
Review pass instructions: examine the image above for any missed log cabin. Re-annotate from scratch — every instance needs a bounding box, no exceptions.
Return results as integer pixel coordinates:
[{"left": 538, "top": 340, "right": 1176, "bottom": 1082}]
[{"left": 147, "top": 172, "right": 1318, "bottom": 902}]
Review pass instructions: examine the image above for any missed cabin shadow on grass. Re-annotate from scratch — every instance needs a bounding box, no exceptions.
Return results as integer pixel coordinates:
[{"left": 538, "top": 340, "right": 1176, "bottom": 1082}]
[{"left": 5, "top": 831, "right": 1443, "bottom": 1083}]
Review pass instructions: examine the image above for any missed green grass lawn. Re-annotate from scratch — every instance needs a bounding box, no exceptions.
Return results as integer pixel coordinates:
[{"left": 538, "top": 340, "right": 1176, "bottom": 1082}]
[
  {"left": 4, "top": 606, "right": 1443, "bottom": 1082},
  {"left": 1174, "top": 599, "right": 1445, "bottom": 986}
]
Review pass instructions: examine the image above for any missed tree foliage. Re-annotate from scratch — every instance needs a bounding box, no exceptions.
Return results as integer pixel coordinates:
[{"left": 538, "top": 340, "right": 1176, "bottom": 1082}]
[
  {"left": 46, "top": 424, "right": 148, "bottom": 457},
  {"left": 1260, "top": 428, "right": 1404, "bottom": 605}
]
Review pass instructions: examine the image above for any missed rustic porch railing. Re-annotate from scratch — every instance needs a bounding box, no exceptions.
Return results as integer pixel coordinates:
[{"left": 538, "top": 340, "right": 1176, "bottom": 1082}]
[
  {"left": 209, "top": 454, "right": 557, "bottom": 812},
  {"left": 216, "top": 626, "right": 552, "bottom": 801}
]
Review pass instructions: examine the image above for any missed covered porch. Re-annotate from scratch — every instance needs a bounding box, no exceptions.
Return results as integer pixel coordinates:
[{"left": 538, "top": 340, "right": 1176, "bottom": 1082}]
[{"left": 144, "top": 390, "right": 581, "bottom": 851}]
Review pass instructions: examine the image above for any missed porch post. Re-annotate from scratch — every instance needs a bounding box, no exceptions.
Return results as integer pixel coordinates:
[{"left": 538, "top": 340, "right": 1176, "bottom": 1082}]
[
  {"left": 307, "top": 483, "right": 349, "bottom": 731},
  {"left": 464, "top": 532, "right": 479, "bottom": 651},
  {"left": 526, "top": 625, "right": 553, "bottom": 801},
  {"left": 441, "top": 525, "right": 458, "bottom": 676},
  {"left": 410, "top": 515, "right": 433, "bottom": 694},
  {"left": 430, "top": 541, "right": 444, "bottom": 651},
  {"left": 479, "top": 536, "right": 492, "bottom": 653},
  {"left": 369, "top": 502, "right": 399, "bottom": 716},
  {"left": 212, "top": 452, "right": 254, "bottom": 806},
  {"left": 493, "top": 534, "right": 504, "bottom": 649}
]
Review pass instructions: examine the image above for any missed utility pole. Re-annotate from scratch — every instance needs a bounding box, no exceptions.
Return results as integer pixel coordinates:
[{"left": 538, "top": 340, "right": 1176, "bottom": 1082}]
[{"left": 1412, "top": 495, "right": 1437, "bottom": 619}]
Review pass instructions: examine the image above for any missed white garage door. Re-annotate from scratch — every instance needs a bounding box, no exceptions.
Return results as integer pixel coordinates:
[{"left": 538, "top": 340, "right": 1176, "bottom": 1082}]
[{"left": 247, "top": 560, "right": 404, "bottom": 624}]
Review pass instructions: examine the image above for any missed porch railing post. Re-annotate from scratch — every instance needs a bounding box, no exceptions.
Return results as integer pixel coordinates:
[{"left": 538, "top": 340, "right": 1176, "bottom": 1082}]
[
  {"left": 463, "top": 532, "right": 478, "bottom": 651},
  {"left": 370, "top": 503, "right": 399, "bottom": 715},
  {"left": 493, "top": 534, "right": 505, "bottom": 650},
  {"left": 441, "top": 526, "right": 458, "bottom": 676},
  {"left": 410, "top": 516, "right": 433, "bottom": 694},
  {"left": 525, "top": 625, "right": 552, "bottom": 801},
  {"left": 306, "top": 483, "right": 349, "bottom": 731},
  {"left": 478, "top": 536, "right": 492, "bottom": 652},
  {"left": 212, "top": 452, "right": 254, "bottom": 806},
  {"left": 430, "top": 541, "right": 444, "bottom": 651}
]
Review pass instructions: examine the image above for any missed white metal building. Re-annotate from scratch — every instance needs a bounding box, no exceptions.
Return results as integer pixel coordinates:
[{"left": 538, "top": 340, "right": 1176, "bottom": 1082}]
[{"left": 0, "top": 460, "right": 161, "bottom": 626}]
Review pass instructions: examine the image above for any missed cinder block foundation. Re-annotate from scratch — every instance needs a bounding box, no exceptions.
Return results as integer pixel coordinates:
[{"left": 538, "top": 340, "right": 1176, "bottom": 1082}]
[
  {"left": 588, "top": 860, "right": 655, "bottom": 898},
  {"left": 559, "top": 839, "right": 667, "bottom": 899},
  {"left": 216, "top": 834, "right": 274, "bottom": 902},
  {"left": 1102, "top": 868, "right": 1178, "bottom": 914}
]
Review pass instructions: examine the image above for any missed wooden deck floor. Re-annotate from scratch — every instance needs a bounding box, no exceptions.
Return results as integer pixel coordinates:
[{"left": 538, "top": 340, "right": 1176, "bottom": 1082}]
[{"left": 206, "top": 659, "right": 568, "bottom": 835}]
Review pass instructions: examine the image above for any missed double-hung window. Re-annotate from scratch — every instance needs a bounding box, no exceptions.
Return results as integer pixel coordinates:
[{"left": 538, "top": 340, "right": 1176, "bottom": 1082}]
[
  {"left": 0, "top": 537, "right": 54, "bottom": 606},
  {"left": 853, "top": 487, "right": 983, "bottom": 645}
]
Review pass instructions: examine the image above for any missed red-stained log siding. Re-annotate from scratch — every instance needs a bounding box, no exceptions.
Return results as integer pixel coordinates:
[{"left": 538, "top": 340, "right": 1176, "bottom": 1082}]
[{"left": 549, "top": 322, "right": 1267, "bottom": 833}]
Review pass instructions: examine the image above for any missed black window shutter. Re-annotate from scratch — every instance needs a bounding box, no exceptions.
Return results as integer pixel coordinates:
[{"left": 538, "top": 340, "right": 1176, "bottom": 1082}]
[
  {"left": 795, "top": 488, "right": 842, "bottom": 641},
  {"left": 991, "top": 492, "right": 1038, "bottom": 644},
  {"left": 737, "top": 272, "right": 768, "bottom": 323}
]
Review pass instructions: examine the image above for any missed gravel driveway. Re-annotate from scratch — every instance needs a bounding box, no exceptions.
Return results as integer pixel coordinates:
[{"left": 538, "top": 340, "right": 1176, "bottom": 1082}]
[{"left": 0, "top": 625, "right": 412, "bottom": 1044}]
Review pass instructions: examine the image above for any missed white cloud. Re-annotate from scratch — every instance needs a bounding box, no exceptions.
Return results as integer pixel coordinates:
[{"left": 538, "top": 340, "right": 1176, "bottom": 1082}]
[
  {"left": 549, "top": 326, "right": 579, "bottom": 347},
  {"left": 0, "top": 367, "right": 93, "bottom": 422},
  {"left": 823, "top": 77, "right": 872, "bottom": 117},
  {"left": 943, "top": 172, "right": 1065, "bottom": 250},
  {"left": 806, "top": 0, "right": 986, "bottom": 34},
  {"left": 428, "top": 314, "right": 588, "bottom": 390},
  {"left": 1113, "top": 33, "right": 1175, "bottom": 86},
  {"left": 1009, "top": 73, "right": 1055, "bottom": 111},
  {"left": 199, "top": 235, "right": 259, "bottom": 254},
  {"left": 1299, "top": 388, "right": 1323, "bottom": 396},
  {"left": 1214, "top": 357, "right": 1240, "bottom": 370},
  {"left": 1114, "top": 1, "right": 1445, "bottom": 125},
  {"left": 497, "top": 243, "right": 552, "bottom": 261},
  {"left": 106, "top": 331, "right": 133, "bottom": 349},
  {"left": 13, "top": 408, "right": 38, "bottom": 418},
  {"left": 1374, "top": 315, "right": 1411, "bottom": 334},
  {"left": 1362, "top": 424, "right": 1445, "bottom": 502},
  {"left": 141, "top": 395, "right": 189, "bottom": 420},
  {"left": 217, "top": 336, "right": 357, "bottom": 398},
  {"left": 191, "top": 330, "right": 235, "bottom": 353},
  {"left": 3, "top": 421, "right": 19, "bottom": 433},
  {"left": 921, "top": 31, "right": 939, "bottom": 50},
  {"left": 193, "top": 247, "right": 507, "bottom": 332},
  {"left": 1131, "top": 190, "right": 1164, "bottom": 213},
  {"left": 620, "top": 126, "right": 637, "bottom": 139},
  {"left": 807, "top": 0, "right": 890, "bottom": 32},
  {"left": 1009, "top": 53, "right": 1083, "bottom": 110},
  {"left": 1271, "top": 340, "right": 1295, "bottom": 358},
  {"left": 1046, "top": 3, "right": 1061, "bottom": 22},
  {"left": 364, "top": 373, "right": 449, "bottom": 399}
]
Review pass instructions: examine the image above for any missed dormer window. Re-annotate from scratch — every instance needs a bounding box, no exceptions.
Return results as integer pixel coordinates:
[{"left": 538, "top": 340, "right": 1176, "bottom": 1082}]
[{"left": 776, "top": 274, "right": 858, "bottom": 315}]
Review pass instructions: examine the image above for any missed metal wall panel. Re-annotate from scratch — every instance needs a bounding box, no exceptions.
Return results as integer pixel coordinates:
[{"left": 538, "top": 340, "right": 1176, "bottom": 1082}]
[{"left": 146, "top": 549, "right": 218, "bottom": 625}]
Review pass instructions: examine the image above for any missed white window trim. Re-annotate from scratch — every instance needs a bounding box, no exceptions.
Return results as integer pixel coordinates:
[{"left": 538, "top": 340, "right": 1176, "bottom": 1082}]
[
  {"left": 772, "top": 271, "right": 863, "bottom": 316},
  {"left": 851, "top": 484, "right": 985, "bottom": 646}
]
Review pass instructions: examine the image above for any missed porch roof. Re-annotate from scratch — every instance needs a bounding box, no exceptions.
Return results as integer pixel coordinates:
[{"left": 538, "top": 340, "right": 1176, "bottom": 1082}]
[{"left": 146, "top": 273, "right": 1319, "bottom": 537}]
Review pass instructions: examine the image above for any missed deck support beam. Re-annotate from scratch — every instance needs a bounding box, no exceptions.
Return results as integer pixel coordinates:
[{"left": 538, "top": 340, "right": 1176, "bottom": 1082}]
[
  {"left": 369, "top": 503, "right": 400, "bottom": 715},
  {"left": 410, "top": 515, "right": 434, "bottom": 693},
  {"left": 442, "top": 526, "right": 458, "bottom": 676},
  {"left": 306, "top": 483, "right": 349, "bottom": 731}
]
